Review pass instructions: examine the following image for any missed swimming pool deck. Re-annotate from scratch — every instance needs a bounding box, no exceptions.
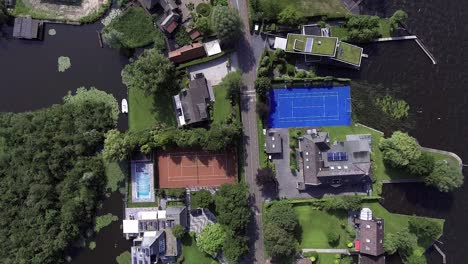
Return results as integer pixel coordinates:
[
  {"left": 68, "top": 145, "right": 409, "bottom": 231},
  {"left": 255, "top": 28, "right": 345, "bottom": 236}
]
[{"left": 131, "top": 161, "right": 155, "bottom": 203}]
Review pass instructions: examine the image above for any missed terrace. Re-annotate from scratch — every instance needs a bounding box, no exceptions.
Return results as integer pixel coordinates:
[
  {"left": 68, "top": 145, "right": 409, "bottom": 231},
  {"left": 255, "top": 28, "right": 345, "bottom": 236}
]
[
  {"left": 333, "top": 42, "right": 363, "bottom": 67},
  {"left": 286, "top": 34, "right": 338, "bottom": 57}
]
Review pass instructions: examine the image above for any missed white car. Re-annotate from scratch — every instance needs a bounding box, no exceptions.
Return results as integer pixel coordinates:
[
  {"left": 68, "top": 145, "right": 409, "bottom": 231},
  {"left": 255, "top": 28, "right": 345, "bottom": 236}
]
[
  {"left": 121, "top": 99, "right": 128, "bottom": 114},
  {"left": 254, "top": 24, "right": 260, "bottom": 34}
]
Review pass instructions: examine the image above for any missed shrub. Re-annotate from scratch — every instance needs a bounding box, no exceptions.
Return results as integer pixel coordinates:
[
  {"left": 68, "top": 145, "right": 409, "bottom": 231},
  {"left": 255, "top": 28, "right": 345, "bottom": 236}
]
[
  {"left": 295, "top": 70, "right": 307, "bottom": 78},
  {"left": 375, "top": 95, "right": 410, "bottom": 120},
  {"left": 286, "top": 63, "right": 296, "bottom": 76},
  {"left": 191, "top": 189, "right": 213, "bottom": 209},
  {"left": 172, "top": 224, "right": 186, "bottom": 239},
  {"left": 407, "top": 152, "right": 435, "bottom": 177},
  {"left": 162, "top": 188, "right": 186, "bottom": 199},
  {"left": 379, "top": 131, "right": 422, "bottom": 168},
  {"left": 278, "top": 6, "right": 305, "bottom": 26},
  {"left": 257, "top": 67, "right": 269, "bottom": 77},
  {"left": 175, "top": 28, "right": 192, "bottom": 46},
  {"left": 260, "top": 55, "right": 271, "bottom": 68},
  {"left": 196, "top": 3, "right": 212, "bottom": 17},
  {"left": 194, "top": 16, "right": 210, "bottom": 33},
  {"left": 327, "top": 230, "right": 340, "bottom": 246},
  {"left": 88, "top": 241, "right": 96, "bottom": 250}
]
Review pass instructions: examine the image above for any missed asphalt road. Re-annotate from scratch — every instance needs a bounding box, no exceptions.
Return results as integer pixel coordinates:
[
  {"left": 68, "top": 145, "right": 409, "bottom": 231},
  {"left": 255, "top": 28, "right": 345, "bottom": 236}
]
[{"left": 228, "top": 0, "right": 266, "bottom": 262}]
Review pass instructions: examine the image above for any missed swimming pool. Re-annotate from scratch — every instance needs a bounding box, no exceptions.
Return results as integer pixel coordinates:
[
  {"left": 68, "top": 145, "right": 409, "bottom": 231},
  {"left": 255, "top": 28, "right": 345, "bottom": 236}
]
[{"left": 135, "top": 163, "right": 150, "bottom": 199}]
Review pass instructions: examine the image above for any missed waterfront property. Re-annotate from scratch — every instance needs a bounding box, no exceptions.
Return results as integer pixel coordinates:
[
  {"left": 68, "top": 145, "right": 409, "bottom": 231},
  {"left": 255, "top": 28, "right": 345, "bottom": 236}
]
[
  {"left": 297, "top": 131, "right": 372, "bottom": 189},
  {"left": 13, "top": 17, "right": 42, "bottom": 40},
  {"left": 157, "top": 149, "right": 237, "bottom": 188},
  {"left": 173, "top": 74, "right": 214, "bottom": 127},
  {"left": 279, "top": 30, "right": 363, "bottom": 67},
  {"left": 354, "top": 208, "right": 386, "bottom": 263},
  {"left": 268, "top": 86, "right": 351, "bottom": 128},
  {"left": 131, "top": 161, "right": 155, "bottom": 203},
  {"left": 123, "top": 206, "right": 187, "bottom": 264},
  {"left": 138, "top": 0, "right": 180, "bottom": 33}
]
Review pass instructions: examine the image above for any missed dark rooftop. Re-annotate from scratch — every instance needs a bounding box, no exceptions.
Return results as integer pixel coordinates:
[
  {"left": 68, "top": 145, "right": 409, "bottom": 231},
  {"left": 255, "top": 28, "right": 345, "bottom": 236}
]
[
  {"left": 13, "top": 17, "right": 40, "bottom": 40},
  {"left": 173, "top": 75, "right": 213, "bottom": 126},
  {"left": 265, "top": 130, "right": 282, "bottom": 154},
  {"left": 359, "top": 254, "right": 385, "bottom": 264},
  {"left": 358, "top": 219, "right": 385, "bottom": 256}
]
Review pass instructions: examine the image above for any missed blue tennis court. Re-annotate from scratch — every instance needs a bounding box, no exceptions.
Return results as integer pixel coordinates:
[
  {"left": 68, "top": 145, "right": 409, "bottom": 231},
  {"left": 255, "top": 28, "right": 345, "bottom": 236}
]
[{"left": 268, "top": 86, "right": 351, "bottom": 128}]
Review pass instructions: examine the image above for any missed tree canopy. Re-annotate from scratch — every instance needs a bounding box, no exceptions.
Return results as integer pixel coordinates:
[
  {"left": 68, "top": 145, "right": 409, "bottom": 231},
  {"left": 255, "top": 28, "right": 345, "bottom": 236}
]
[
  {"left": 379, "top": 131, "right": 422, "bottom": 167},
  {"left": 196, "top": 223, "right": 226, "bottom": 256},
  {"left": 219, "top": 70, "right": 243, "bottom": 104},
  {"left": 424, "top": 160, "right": 463, "bottom": 192},
  {"left": 171, "top": 224, "right": 186, "bottom": 239},
  {"left": 384, "top": 230, "right": 418, "bottom": 257},
  {"left": 407, "top": 152, "right": 435, "bottom": 177},
  {"left": 215, "top": 183, "right": 251, "bottom": 234},
  {"left": 122, "top": 48, "right": 179, "bottom": 96},
  {"left": 346, "top": 15, "right": 381, "bottom": 42},
  {"left": 211, "top": 6, "right": 243, "bottom": 43},
  {"left": 0, "top": 1, "right": 8, "bottom": 26},
  {"left": 0, "top": 88, "right": 117, "bottom": 263},
  {"left": 408, "top": 218, "right": 442, "bottom": 243},
  {"left": 191, "top": 189, "right": 213, "bottom": 209},
  {"left": 222, "top": 230, "right": 249, "bottom": 264},
  {"left": 278, "top": 6, "right": 305, "bottom": 26}
]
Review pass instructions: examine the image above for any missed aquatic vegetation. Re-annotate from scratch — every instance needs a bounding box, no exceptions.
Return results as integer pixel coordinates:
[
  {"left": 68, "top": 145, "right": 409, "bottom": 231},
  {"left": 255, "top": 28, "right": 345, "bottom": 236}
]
[
  {"left": 57, "top": 56, "right": 71, "bottom": 72},
  {"left": 88, "top": 241, "right": 96, "bottom": 250},
  {"left": 94, "top": 213, "right": 118, "bottom": 233},
  {"left": 116, "top": 251, "right": 131, "bottom": 264},
  {"left": 101, "top": 9, "right": 122, "bottom": 26},
  {"left": 48, "top": 28, "right": 56, "bottom": 36},
  {"left": 375, "top": 95, "right": 410, "bottom": 120}
]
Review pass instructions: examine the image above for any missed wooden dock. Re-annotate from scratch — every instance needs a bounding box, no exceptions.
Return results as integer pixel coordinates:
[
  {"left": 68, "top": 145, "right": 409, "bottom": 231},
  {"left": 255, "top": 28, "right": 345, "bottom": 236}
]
[
  {"left": 434, "top": 244, "right": 446, "bottom": 264},
  {"left": 97, "top": 31, "right": 103, "bottom": 48},
  {"left": 371, "top": 35, "right": 437, "bottom": 65}
]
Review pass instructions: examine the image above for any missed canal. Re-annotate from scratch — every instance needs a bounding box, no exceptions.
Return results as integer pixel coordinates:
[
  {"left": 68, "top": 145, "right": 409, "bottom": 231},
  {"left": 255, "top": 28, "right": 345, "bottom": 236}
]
[{"left": 1, "top": 0, "right": 467, "bottom": 263}]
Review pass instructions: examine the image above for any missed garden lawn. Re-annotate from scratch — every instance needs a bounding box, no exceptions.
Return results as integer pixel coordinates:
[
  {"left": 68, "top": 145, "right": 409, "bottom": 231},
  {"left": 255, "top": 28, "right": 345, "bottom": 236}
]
[
  {"left": 128, "top": 87, "right": 176, "bottom": 131},
  {"left": 181, "top": 235, "right": 217, "bottom": 264},
  {"left": 378, "top": 19, "right": 392, "bottom": 38},
  {"left": 213, "top": 85, "right": 232, "bottom": 123},
  {"left": 330, "top": 26, "right": 349, "bottom": 40},
  {"left": 318, "top": 253, "right": 338, "bottom": 263},
  {"left": 265, "top": 0, "right": 349, "bottom": 19},
  {"left": 363, "top": 201, "right": 444, "bottom": 253},
  {"left": 106, "top": 7, "right": 157, "bottom": 48},
  {"left": 294, "top": 205, "right": 352, "bottom": 248}
]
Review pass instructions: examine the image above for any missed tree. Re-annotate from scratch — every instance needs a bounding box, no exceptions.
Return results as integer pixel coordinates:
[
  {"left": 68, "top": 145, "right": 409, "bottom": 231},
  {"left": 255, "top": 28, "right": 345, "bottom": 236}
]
[
  {"left": 404, "top": 254, "right": 427, "bottom": 264},
  {"left": 215, "top": 183, "right": 251, "bottom": 234},
  {"left": 172, "top": 224, "right": 186, "bottom": 239},
  {"left": 256, "top": 167, "right": 277, "bottom": 186},
  {"left": 222, "top": 231, "right": 249, "bottom": 264},
  {"left": 64, "top": 87, "right": 120, "bottom": 125},
  {"left": 379, "top": 131, "right": 422, "bottom": 168},
  {"left": 219, "top": 70, "right": 243, "bottom": 103},
  {"left": 191, "top": 189, "right": 213, "bottom": 209},
  {"left": 103, "top": 129, "right": 128, "bottom": 161},
  {"left": 264, "top": 223, "right": 297, "bottom": 258},
  {"left": 384, "top": 230, "right": 418, "bottom": 257},
  {"left": 407, "top": 152, "right": 435, "bottom": 177},
  {"left": 425, "top": 160, "right": 463, "bottom": 192},
  {"left": 408, "top": 218, "right": 442, "bottom": 243},
  {"left": 327, "top": 230, "right": 340, "bottom": 246},
  {"left": 346, "top": 15, "right": 381, "bottom": 42},
  {"left": 265, "top": 202, "right": 298, "bottom": 233},
  {"left": 0, "top": 3, "right": 7, "bottom": 27},
  {"left": 255, "top": 77, "right": 271, "bottom": 100},
  {"left": 196, "top": 223, "right": 226, "bottom": 256},
  {"left": 391, "top": 10, "right": 408, "bottom": 23},
  {"left": 102, "top": 28, "right": 124, "bottom": 49},
  {"left": 259, "top": 0, "right": 280, "bottom": 20},
  {"left": 278, "top": 6, "right": 305, "bottom": 26},
  {"left": 194, "top": 16, "right": 210, "bottom": 33},
  {"left": 211, "top": 6, "right": 243, "bottom": 43},
  {"left": 122, "top": 48, "right": 179, "bottom": 96}
]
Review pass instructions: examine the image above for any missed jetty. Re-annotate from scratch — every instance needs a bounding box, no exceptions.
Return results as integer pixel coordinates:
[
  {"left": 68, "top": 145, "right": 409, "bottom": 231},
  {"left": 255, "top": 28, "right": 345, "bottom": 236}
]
[
  {"left": 371, "top": 35, "right": 437, "bottom": 65},
  {"left": 434, "top": 244, "right": 446, "bottom": 264}
]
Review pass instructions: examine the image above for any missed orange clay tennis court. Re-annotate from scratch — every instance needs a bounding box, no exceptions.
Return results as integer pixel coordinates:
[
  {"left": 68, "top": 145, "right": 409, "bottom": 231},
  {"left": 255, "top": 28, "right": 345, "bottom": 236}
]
[{"left": 158, "top": 149, "right": 237, "bottom": 188}]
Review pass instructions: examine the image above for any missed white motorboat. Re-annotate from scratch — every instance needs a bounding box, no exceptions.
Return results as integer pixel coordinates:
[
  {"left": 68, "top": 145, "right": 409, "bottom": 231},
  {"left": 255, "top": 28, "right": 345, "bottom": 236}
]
[{"left": 121, "top": 99, "right": 128, "bottom": 114}]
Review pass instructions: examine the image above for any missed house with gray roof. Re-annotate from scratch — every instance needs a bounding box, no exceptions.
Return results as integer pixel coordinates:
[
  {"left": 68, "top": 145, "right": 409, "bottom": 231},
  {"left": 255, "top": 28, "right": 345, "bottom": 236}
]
[
  {"left": 138, "top": 0, "right": 180, "bottom": 33},
  {"left": 265, "top": 130, "right": 282, "bottom": 154},
  {"left": 298, "top": 131, "right": 372, "bottom": 187},
  {"left": 123, "top": 206, "right": 188, "bottom": 264},
  {"left": 173, "top": 74, "right": 214, "bottom": 127},
  {"left": 13, "top": 17, "right": 42, "bottom": 40}
]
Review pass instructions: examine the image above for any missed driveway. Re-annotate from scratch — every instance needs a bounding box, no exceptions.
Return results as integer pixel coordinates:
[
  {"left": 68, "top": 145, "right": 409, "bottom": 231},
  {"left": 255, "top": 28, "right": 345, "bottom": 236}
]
[{"left": 188, "top": 54, "right": 237, "bottom": 86}]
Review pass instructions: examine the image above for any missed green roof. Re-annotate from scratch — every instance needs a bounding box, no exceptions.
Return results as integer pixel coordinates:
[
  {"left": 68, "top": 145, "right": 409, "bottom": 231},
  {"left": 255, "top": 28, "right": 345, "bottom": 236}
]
[
  {"left": 286, "top": 34, "right": 337, "bottom": 56},
  {"left": 333, "top": 42, "right": 363, "bottom": 66}
]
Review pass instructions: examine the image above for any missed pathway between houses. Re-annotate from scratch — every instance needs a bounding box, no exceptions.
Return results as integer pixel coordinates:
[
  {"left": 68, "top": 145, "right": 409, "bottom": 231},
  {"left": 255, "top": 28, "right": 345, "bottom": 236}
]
[{"left": 302, "top": 249, "right": 350, "bottom": 254}]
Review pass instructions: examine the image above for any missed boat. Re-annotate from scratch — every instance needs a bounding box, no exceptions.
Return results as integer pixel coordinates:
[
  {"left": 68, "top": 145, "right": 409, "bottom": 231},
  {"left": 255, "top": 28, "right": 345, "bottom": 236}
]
[{"left": 121, "top": 99, "right": 128, "bottom": 114}]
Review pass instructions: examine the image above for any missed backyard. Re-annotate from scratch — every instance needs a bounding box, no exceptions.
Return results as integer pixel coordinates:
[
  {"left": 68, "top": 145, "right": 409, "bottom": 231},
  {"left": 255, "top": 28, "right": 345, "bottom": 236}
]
[
  {"left": 294, "top": 205, "right": 353, "bottom": 248},
  {"left": 104, "top": 7, "right": 158, "bottom": 48},
  {"left": 321, "top": 125, "right": 458, "bottom": 185},
  {"left": 181, "top": 235, "right": 217, "bottom": 264},
  {"left": 128, "top": 87, "right": 176, "bottom": 131},
  {"left": 331, "top": 18, "right": 393, "bottom": 40},
  {"left": 212, "top": 85, "right": 231, "bottom": 123},
  {"left": 262, "top": 0, "right": 349, "bottom": 19},
  {"left": 363, "top": 201, "right": 444, "bottom": 253},
  {"left": 335, "top": 42, "right": 362, "bottom": 66}
]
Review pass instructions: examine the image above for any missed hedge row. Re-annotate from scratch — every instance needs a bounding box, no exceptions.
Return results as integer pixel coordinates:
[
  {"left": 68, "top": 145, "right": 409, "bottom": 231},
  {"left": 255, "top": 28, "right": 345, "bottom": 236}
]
[{"left": 176, "top": 49, "right": 234, "bottom": 70}]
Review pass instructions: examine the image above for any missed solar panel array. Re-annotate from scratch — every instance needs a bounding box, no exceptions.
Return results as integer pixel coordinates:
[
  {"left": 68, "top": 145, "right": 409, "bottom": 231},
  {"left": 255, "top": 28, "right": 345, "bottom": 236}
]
[
  {"left": 327, "top": 152, "right": 348, "bottom": 161},
  {"left": 305, "top": 38, "right": 314, "bottom": 52}
]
